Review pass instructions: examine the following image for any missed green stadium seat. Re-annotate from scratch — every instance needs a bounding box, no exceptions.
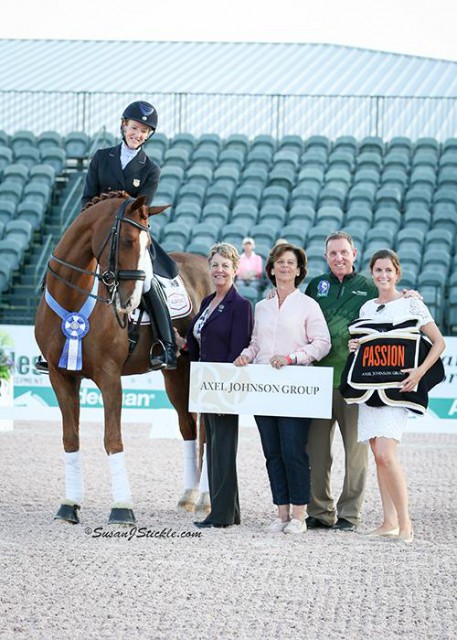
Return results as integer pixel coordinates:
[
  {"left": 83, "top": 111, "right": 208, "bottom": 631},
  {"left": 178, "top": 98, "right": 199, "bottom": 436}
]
[
  {"left": 345, "top": 207, "right": 373, "bottom": 232},
  {"left": 22, "top": 182, "right": 51, "bottom": 208},
  {"left": 433, "top": 187, "right": 457, "bottom": 207},
  {"left": 359, "top": 136, "right": 384, "bottom": 156},
  {"left": 0, "top": 262, "right": 13, "bottom": 294},
  {"left": 262, "top": 185, "right": 289, "bottom": 208},
  {"left": 198, "top": 133, "right": 223, "bottom": 152},
  {"left": 347, "top": 186, "right": 375, "bottom": 208},
  {"left": 149, "top": 216, "right": 166, "bottom": 242},
  {"left": 230, "top": 203, "right": 258, "bottom": 226},
  {"left": 411, "top": 149, "right": 438, "bottom": 169},
  {"left": 224, "top": 133, "right": 249, "bottom": 155},
  {"left": 190, "top": 221, "right": 220, "bottom": 244},
  {"left": 439, "top": 152, "right": 457, "bottom": 171},
  {"left": 161, "top": 238, "right": 186, "bottom": 252},
  {"left": 0, "top": 238, "right": 24, "bottom": 270},
  {"left": 290, "top": 184, "right": 319, "bottom": 208},
  {"left": 163, "top": 147, "right": 191, "bottom": 170},
  {"left": 315, "top": 206, "right": 344, "bottom": 229},
  {"left": 398, "top": 268, "right": 417, "bottom": 290},
  {"left": 414, "top": 137, "right": 440, "bottom": 155},
  {"left": 409, "top": 166, "right": 437, "bottom": 189},
  {"left": 29, "top": 164, "right": 56, "bottom": 188},
  {"left": 41, "top": 147, "right": 66, "bottom": 174},
  {"left": 399, "top": 247, "right": 422, "bottom": 271},
  {"left": 250, "top": 134, "right": 276, "bottom": 154},
  {"left": 281, "top": 224, "right": 308, "bottom": 247},
  {"left": 305, "top": 245, "right": 328, "bottom": 273},
  {"left": 14, "top": 146, "right": 40, "bottom": 168},
  {"left": 442, "top": 138, "right": 457, "bottom": 154},
  {"left": 268, "top": 165, "right": 296, "bottom": 190},
  {"left": 218, "top": 149, "right": 245, "bottom": 170},
  {"left": 159, "top": 165, "right": 185, "bottom": 190},
  {"left": 426, "top": 228, "right": 454, "bottom": 252},
  {"left": 186, "top": 240, "right": 211, "bottom": 256},
  {"left": 10, "top": 130, "right": 37, "bottom": 153},
  {"left": 0, "top": 146, "right": 13, "bottom": 175},
  {"left": 403, "top": 207, "right": 431, "bottom": 234},
  {"left": 221, "top": 222, "right": 250, "bottom": 246},
  {"left": 287, "top": 204, "right": 315, "bottom": 226},
  {"left": 327, "top": 150, "right": 354, "bottom": 172},
  {"left": 235, "top": 284, "right": 260, "bottom": 309},
  {"left": 0, "top": 201, "right": 17, "bottom": 225},
  {"left": 374, "top": 186, "right": 402, "bottom": 210},
  {"left": 297, "top": 166, "right": 325, "bottom": 188},
  {"left": 305, "top": 135, "right": 331, "bottom": 155},
  {"left": 0, "top": 130, "right": 9, "bottom": 146},
  {"left": 64, "top": 131, "right": 90, "bottom": 159},
  {"left": 437, "top": 168, "right": 457, "bottom": 188},
  {"left": 171, "top": 133, "right": 197, "bottom": 154},
  {"left": 318, "top": 186, "right": 345, "bottom": 208},
  {"left": 178, "top": 183, "right": 207, "bottom": 207},
  {"left": 205, "top": 183, "right": 233, "bottom": 207},
  {"left": 422, "top": 250, "right": 451, "bottom": 273},
  {"left": 192, "top": 147, "right": 219, "bottom": 168},
  {"left": 233, "top": 183, "right": 262, "bottom": 207},
  {"left": 245, "top": 148, "right": 273, "bottom": 170},
  {"left": 4, "top": 219, "right": 34, "bottom": 250},
  {"left": 383, "top": 151, "right": 410, "bottom": 172},
  {"left": 172, "top": 201, "right": 201, "bottom": 223},
  {"left": 353, "top": 168, "right": 380, "bottom": 188},
  {"left": 372, "top": 206, "right": 401, "bottom": 234},
  {"left": 273, "top": 150, "right": 299, "bottom": 171},
  {"left": 90, "top": 130, "right": 117, "bottom": 149},
  {"left": 380, "top": 169, "right": 408, "bottom": 189},
  {"left": 300, "top": 148, "right": 327, "bottom": 169},
  {"left": 387, "top": 137, "right": 413, "bottom": 157},
  {"left": 2, "top": 163, "right": 29, "bottom": 186},
  {"left": 37, "top": 131, "right": 63, "bottom": 153},
  {"left": 201, "top": 203, "right": 230, "bottom": 225},
  {"left": 249, "top": 223, "right": 278, "bottom": 247},
  {"left": 257, "top": 204, "right": 287, "bottom": 227},
  {"left": 213, "top": 165, "right": 241, "bottom": 190},
  {"left": 356, "top": 152, "right": 382, "bottom": 172},
  {"left": 404, "top": 186, "right": 433, "bottom": 209},
  {"left": 145, "top": 145, "right": 164, "bottom": 165},
  {"left": 305, "top": 226, "right": 328, "bottom": 248},
  {"left": 242, "top": 165, "right": 268, "bottom": 187},
  {"left": 333, "top": 135, "right": 358, "bottom": 154},
  {"left": 396, "top": 228, "right": 425, "bottom": 253},
  {"left": 324, "top": 168, "right": 351, "bottom": 188},
  {"left": 154, "top": 182, "right": 178, "bottom": 206},
  {"left": 162, "top": 221, "right": 192, "bottom": 247},
  {"left": 278, "top": 135, "right": 304, "bottom": 155},
  {"left": 447, "top": 288, "right": 457, "bottom": 333},
  {"left": 432, "top": 203, "right": 457, "bottom": 234},
  {"left": 0, "top": 181, "right": 23, "bottom": 208}
]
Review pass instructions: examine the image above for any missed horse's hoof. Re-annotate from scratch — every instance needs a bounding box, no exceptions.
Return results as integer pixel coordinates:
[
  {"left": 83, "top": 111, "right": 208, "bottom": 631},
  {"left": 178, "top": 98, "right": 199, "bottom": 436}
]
[
  {"left": 177, "top": 489, "right": 198, "bottom": 512},
  {"left": 108, "top": 507, "right": 136, "bottom": 526},
  {"left": 54, "top": 503, "right": 80, "bottom": 524},
  {"left": 194, "top": 492, "right": 211, "bottom": 515}
]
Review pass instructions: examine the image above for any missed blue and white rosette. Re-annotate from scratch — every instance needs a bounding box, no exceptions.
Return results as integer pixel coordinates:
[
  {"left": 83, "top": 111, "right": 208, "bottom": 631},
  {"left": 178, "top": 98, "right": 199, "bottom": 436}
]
[{"left": 59, "top": 312, "right": 90, "bottom": 370}]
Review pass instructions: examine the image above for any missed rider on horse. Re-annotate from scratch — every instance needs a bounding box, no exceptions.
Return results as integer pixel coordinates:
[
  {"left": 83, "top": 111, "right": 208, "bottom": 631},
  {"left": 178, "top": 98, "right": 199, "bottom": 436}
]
[{"left": 38, "top": 100, "right": 177, "bottom": 372}]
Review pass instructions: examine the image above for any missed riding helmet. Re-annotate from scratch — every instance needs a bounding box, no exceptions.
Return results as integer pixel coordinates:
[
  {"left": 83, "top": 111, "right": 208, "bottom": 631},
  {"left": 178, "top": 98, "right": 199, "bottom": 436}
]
[{"left": 121, "top": 101, "right": 158, "bottom": 132}]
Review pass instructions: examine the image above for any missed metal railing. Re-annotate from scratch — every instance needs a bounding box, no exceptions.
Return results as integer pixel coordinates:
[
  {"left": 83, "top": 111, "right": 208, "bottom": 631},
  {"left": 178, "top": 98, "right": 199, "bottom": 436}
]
[{"left": 1, "top": 90, "right": 456, "bottom": 141}]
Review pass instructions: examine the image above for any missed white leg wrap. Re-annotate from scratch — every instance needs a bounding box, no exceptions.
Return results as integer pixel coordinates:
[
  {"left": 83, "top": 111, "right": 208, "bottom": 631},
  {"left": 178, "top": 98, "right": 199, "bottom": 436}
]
[
  {"left": 108, "top": 452, "right": 132, "bottom": 505},
  {"left": 198, "top": 443, "right": 209, "bottom": 493},
  {"left": 64, "top": 451, "right": 84, "bottom": 504},
  {"left": 183, "top": 439, "right": 199, "bottom": 489}
]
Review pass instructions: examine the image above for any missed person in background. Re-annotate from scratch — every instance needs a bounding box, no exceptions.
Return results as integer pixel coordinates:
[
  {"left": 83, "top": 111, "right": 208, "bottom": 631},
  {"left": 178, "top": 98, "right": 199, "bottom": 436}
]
[
  {"left": 234, "top": 243, "right": 331, "bottom": 534},
  {"left": 345, "top": 249, "right": 445, "bottom": 543},
  {"left": 176, "top": 242, "right": 253, "bottom": 529},
  {"left": 82, "top": 100, "right": 177, "bottom": 371},
  {"left": 236, "top": 237, "right": 263, "bottom": 290}
]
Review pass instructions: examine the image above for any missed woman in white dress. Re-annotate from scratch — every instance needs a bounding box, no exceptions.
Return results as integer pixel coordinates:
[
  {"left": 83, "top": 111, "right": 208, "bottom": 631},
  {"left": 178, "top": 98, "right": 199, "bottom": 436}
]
[{"left": 348, "top": 249, "right": 445, "bottom": 543}]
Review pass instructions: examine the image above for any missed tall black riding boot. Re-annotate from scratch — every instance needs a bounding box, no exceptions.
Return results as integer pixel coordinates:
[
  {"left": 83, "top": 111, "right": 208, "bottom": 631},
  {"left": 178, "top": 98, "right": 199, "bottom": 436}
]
[{"left": 142, "top": 278, "right": 177, "bottom": 371}]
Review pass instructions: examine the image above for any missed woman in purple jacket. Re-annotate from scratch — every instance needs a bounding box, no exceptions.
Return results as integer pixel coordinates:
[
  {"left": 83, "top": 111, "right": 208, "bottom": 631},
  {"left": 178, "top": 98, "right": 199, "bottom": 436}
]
[{"left": 177, "top": 242, "right": 253, "bottom": 528}]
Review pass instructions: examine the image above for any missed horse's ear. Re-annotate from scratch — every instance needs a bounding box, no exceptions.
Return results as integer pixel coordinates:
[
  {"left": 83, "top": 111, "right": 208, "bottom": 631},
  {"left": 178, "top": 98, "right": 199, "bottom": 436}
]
[
  {"left": 148, "top": 204, "right": 172, "bottom": 217},
  {"left": 130, "top": 196, "right": 148, "bottom": 212}
]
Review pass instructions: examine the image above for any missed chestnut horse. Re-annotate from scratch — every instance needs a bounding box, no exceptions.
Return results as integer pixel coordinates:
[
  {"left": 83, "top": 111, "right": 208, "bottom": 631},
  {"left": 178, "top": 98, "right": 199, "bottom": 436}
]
[{"left": 35, "top": 192, "right": 212, "bottom": 525}]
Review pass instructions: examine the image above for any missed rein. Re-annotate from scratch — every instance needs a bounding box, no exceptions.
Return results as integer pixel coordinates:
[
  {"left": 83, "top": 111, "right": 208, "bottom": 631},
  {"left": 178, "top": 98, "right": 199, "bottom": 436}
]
[{"left": 47, "top": 198, "right": 150, "bottom": 312}]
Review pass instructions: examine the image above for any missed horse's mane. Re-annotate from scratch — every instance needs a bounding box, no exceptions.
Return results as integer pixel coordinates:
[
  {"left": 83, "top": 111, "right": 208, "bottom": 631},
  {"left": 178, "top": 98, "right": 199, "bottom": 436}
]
[{"left": 82, "top": 190, "right": 130, "bottom": 211}]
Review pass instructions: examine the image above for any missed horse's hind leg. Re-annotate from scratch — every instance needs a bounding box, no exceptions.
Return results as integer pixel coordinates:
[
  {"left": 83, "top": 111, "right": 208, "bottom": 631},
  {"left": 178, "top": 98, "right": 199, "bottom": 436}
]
[{"left": 51, "top": 372, "right": 83, "bottom": 525}]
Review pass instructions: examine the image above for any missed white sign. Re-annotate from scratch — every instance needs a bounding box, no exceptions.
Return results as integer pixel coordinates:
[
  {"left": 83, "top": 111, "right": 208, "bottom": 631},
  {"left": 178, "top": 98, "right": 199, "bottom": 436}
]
[{"left": 189, "top": 362, "right": 333, "bottom": 419}]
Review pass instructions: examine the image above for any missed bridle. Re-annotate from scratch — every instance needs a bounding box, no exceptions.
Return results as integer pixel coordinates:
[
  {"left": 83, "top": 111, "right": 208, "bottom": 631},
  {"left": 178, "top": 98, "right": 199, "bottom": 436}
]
[{"left": 47, "top": 198, "right": 150, "bottom": 326}]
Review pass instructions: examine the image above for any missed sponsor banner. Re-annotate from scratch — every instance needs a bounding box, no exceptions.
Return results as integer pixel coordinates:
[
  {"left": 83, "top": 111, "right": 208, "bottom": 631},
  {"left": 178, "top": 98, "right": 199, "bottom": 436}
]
[{"left": 189, "top": 362, "right": 333, "bottom": 418}]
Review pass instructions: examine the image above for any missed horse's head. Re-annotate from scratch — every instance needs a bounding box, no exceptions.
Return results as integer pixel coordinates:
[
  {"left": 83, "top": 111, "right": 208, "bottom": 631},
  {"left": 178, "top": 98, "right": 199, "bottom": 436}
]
[{"left": 92, "top": 194, "right": 170, "bottom": 315}]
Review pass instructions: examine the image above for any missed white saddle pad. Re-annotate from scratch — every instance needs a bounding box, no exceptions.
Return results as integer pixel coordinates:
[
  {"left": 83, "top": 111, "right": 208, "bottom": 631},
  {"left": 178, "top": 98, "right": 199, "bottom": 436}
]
[{"left": 130, "top": 275, "right": 193, "bottom": 324}]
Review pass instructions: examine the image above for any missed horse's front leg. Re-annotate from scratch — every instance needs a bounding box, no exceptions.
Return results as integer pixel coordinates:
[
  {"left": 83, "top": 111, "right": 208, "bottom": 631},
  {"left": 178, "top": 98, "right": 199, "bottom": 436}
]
[
  {"left": 97, "top": 374, "right": 136, "bottom": 526},
  {"left": 50, "top": 371, "right": 83, "bottom": 525}
]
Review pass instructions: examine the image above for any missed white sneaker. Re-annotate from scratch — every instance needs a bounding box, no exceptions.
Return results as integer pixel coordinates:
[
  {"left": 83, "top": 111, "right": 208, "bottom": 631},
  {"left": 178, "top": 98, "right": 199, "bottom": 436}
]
[
  {"left": 284, "top": 518, "right": 307, "bottom": 534},
  {"left": 266, "top": 518, "right": 289, "bottom": 533}
]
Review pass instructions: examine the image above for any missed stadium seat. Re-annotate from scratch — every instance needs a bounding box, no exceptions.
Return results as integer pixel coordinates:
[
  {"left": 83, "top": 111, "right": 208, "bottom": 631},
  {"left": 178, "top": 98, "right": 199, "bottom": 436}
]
[
  {"left": 190, "top": 221, "right": 220, "bottom": 245},
  {"left": 0, "top": 201, "right": 17, "bottom": 225},
  {"left": 387, "top": 136, "right": 413, "bottom": 157},
  {"left": 305, "top": 226, "right": 329, "bottom": 248},
  {"left": 233, "top": 183, "right": 263, "bottom": 207},
  {"left": 200, "top": 203, "right": 230, "bottom": 226},
  {"left": 242, "top": 165, "right": 269, "bottom": 187},
  {"left": 41, "top": 147, "right": 66, "bottom": 174},
  {"left": 359, "top": 136, "right": 384, "bottom": 156},
  {"left": 196, "top": 133, "right": 222, "bottom": 155},
  {"left": 205, "top": 183, "right": 234, "bottom": 207},
  {"left": 272, "top": 149, "right": 299, "bottom": 171},
  {"left": 300, "top": 148, "right": 327, "bottom": 170},
  {"left": 380, "top": 169, "right": 408, "bottom": 190},
  {"left": 224, "top": 133, "right": 249, "bottom": 156},
  {"left": 10, "top": 130, "right": 37, "bottom": 153},
  {"left": 297, "top": 166, "right": 325, "bottom": 189},
  {"left": 245, "top": 148, "right": 273, "bottom": 171},
  {"left": 414, "top": 137, "right": 440, "bottom": 155},
  {"left": 14, "top": 146, "right": 40, "bottom": 168},
  {"left": 154, "top": 182, "right": 178, "bottom": 206},
  {"left": 305, "top": 135, "right": 331, "bottom": 155},
  {"left": 172, "top": 201, "right": 201, "bottom": 224},
  {"left": 327, "top": 150, "right": 354, "bottom": 172},
  {"left": 262, "top": 185, "right": 289, "bottom": 208},
  {"left": 399, "top": 247, "right": 422, "bottom": 271},
  {"left": 218, "top": 149, "right": 245, "bottom": 170},
  {"left": 287, "top": 204, "right": 315, "bottom": 226},
  {"left": 171, "top": 132, "right": 197, "bottom": 154},
  {"left": 221, "top": 222, "right": 250, "bottom": 246},
  {"left": 404, "top": 186, "right": 433, "bottom": 209},
  {"left": 353, "top": 169, "right": 380, "bottom": 189},
  {"left": 145, "top": 145, "right": 164, "bottom": 165},
  {"left": 347, "top": 186, "right": 375, "bottom": 208},
  {"left": 398, "top": 268, "right": 417, "bottom": 290},
  {"left": 235, "top": 284, "right": 260, "bottom": 308},
  {"left": 22, "top": 182, "right": 52, "bottom": 208},
  {"left": 437, "top": 168, "right": 457, "bottom": 189},
  {"left": 213, "top": 165, "right": 241, "bottom": 190},
  {"left": 0, "top": 181, "right": 23, "bottom": 208},
  {"left": 4, "top": 219, "right": 34, "bottom": 250},
  {"left": 178, "top": 183, "right": 207, "bottom": 207},
  {"left": 409, "top": 166, "right": 436, "bottom": 190},
  {"left": 411, "top": 149, "right": 438, "bottom": 170},
  {"left": 372, "top": 207, "right": 401, "bottom": 234},
  {"left": 157, "top": 165, "right": 185, "bottom": 191},
  {"left": 305, "top": 245, "right": 328, "bottom": 273},
  {"left": 257, "top": 204, "right": 287, "bottom": 227},
  {"left": 90, "top": 130, "right": 117, "bottom": 149},
  {"left": 0, "top": 146, "right": 13, "bottom": 175},
  {"left": 249, "top": 223, "right": 278, "bottom": 247},
  {"left": 186, "top": 240, "right": 210, "bottom": 256},
  {"left": 250, "top": 134, "right": 276, "bottom": 155},
  {"left": 37, "top": 131, "right": 62, "bottom": 153},
  {"left": 426, "top": 228, "right": 454, "bottom": 253},
  {"left": 2, "top": 163, "right": 29, "bottom": 186},
  {"left": 281, "top": 224, "right": 308, "bottom": 247},
  {"left": 383, "top": 151, "right": 410, "bottom": 172},
  {"left": 0, "top": 261, "right": 13, "bottom": 294},
  {"left": 290, "top": 184, "right": 319, "bottom": 208},
  {"left": 318, "top": 186, "right": 345, "bottom": 208},
  {"left": 315, "top": 206, "right": 344, "bottom": 229},
  {"left": 162, "top": 221, "right": 192, "bottom": 247},
  {"left": 333, "top": 135, "right": 358, "bottom": 154},
  {"left": 374, "top": 186, "right": 402, "bottom": 210},
  {"left": 439, "top": 151, "right": 457, "bottom": 170},
  {"left": 345, "top": 207, "right": 373, "bottom": 232},
  {"left": 278, "top": 135, "right": 304, "bottom": 155},
  {"left": 422, "top": 250, "right": 451, "bottom": 274},
  {"left": 149, "top": 216, "right": 166, "bottom": 242},
  {"left": 192, "top": 147, "right": 219, "bottom": 169},
  {"left": 403, "top": 207, "right": 431, "bottom": 234},
  {"left": 433, "top": 187, "right": 457, "bottom": 208},
  {"left": 365, "top": 227, "right": 395, "bottom": 250},
  {"left": 432, "top": 203, "right": 457, "bottom": 235},
  {"left": 163, "top": 147, "right": 191, "bottom": 170},
  {"left": 0, "top": 238, "right": 24, "bottom": 271},
  {"left": 0, "top": 130, "right": 9, "bottom": 146},
  {"left": 28, "top": 164, "right": 56, "bottom": 188},
  {"left": 230, "top": 203, "right": 258, "bottom": 227},
  {"left": 356, "top": 152, "right": 382, "bottom": 172},
  {"left": 161, "top": 238, "right": 186, "bottom": 253},
  {"left": 64, "top": 131, "right": 90, "bottom": 159},
  {"left": 396, "top": 228, "right": 425, "bottom": 253}
]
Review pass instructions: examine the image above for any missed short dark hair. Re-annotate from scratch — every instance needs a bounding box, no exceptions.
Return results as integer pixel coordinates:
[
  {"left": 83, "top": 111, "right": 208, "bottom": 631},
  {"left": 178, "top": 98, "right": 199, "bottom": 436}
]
[
  {"left": 265, "top": 243, "right": 307, "bottom": 287},
  {"left": 325, "top": 231, "right": 355, "bottom": 252}
]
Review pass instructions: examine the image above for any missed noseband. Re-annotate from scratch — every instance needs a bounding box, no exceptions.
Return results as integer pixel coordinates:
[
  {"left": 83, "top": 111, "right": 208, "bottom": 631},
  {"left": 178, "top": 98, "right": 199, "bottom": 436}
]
[{"left": 47, "top": 198, "right": 150, "bottom": 306}]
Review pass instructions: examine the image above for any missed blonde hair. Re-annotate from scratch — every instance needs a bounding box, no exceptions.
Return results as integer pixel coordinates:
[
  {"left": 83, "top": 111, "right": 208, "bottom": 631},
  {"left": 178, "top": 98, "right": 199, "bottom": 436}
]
[{"left": 208, "top": 242, "right": 240, "bottom": 271}]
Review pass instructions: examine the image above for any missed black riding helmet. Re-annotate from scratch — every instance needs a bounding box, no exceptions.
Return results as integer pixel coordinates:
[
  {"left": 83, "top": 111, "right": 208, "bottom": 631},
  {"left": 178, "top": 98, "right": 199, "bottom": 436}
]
[{"left": 121, "top": 101, "right": 158, "bottom": 137}]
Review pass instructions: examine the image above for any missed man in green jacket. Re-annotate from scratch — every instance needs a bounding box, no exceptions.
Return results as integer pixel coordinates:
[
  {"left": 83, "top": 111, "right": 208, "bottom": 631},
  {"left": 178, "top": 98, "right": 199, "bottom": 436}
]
[{"left": 305, "top": 231, "right": 376, "bottom": 531}]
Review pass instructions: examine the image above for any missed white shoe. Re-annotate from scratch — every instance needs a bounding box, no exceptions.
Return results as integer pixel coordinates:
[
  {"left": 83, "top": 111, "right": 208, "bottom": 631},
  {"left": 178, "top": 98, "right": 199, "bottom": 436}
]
[
  {"left": 266, "top": 518, "right": 289, "bottom": 533},
  {"left": 363, "top": 527, "right": 400, "bottom": 537},
  {"left": 284, "top": 518, "right": 307, "bottom": 534}
]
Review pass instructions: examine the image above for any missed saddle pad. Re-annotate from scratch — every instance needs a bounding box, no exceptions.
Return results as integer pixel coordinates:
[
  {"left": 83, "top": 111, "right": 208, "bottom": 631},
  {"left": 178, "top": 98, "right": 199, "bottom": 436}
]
[{"left": 130, "top": 275, "right": 192, "bottom": 324}]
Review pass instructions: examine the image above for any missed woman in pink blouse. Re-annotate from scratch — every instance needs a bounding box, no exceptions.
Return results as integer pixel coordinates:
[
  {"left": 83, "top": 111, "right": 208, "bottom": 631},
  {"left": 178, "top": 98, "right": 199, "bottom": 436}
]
[{"left": 234, "top": 243, "right": 331, "bottom": 534}]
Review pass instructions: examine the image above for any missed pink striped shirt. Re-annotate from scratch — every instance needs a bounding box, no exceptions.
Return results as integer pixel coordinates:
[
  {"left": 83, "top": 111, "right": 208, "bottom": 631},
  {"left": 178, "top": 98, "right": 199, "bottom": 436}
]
[{"left": 240, "top": 289, "right": 331, "bottom": 365}]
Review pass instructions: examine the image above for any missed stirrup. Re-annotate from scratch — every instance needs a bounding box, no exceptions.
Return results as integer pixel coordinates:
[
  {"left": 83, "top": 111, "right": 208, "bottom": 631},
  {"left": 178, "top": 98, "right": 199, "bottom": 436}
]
[
  {"left": 149, "top": 340, "right": 177, "bottom": 371},
  {"left": 35, "top": 356, "right": 50, "bottom": 374}
]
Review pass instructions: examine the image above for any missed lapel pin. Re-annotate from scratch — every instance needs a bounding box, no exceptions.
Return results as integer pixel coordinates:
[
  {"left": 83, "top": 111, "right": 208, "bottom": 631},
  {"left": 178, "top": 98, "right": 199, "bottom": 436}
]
[{"left": 133, "top": 179, "right": 140, "bottom": 187}]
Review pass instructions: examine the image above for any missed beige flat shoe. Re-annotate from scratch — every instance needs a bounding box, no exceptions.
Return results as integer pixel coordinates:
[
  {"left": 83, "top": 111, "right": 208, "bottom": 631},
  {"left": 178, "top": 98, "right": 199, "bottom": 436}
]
[
  {"left": 363, "top": 527, "right": 400, "bottom": 537},
  {"left": 394, "top": 530, "right": 414, "bottom": 544}
]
